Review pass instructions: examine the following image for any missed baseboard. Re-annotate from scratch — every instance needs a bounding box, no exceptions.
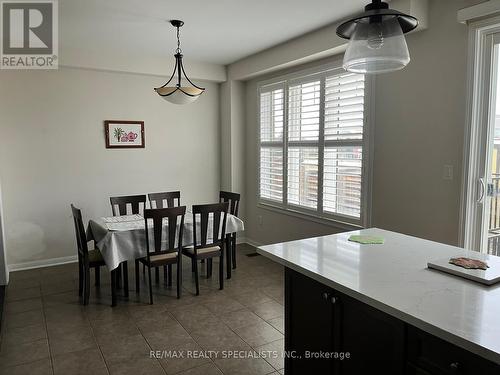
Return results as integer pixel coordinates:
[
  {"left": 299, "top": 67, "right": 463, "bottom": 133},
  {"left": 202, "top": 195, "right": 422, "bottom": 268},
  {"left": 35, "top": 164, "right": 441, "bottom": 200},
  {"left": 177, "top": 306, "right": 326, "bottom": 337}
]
[
  {"left": 8, "top": 255, "right": 78, "bottom": 272},
  {"left": 243, "top": 237, "right": 263, "bottom": 248},
  {"left": 8, "top": 238, "right": 262, "bottom": 272}
]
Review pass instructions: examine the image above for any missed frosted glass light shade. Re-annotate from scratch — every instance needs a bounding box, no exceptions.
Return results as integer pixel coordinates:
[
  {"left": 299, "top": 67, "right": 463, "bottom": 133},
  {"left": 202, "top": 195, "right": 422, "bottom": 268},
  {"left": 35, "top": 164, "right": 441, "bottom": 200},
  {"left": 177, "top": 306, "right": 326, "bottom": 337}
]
[
  {"left": 343, "top": 17, "right": 410, "bottom": 74},
  {"left": 154, "top": 86, "right": 204, "bottom": 105}
]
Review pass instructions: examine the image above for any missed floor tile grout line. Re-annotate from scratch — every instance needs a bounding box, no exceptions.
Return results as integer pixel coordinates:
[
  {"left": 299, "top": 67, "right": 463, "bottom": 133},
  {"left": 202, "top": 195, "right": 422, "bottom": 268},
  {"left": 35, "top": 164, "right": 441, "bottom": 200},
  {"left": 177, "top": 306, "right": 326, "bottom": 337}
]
[
  {"left": 176, "top": 294, "right": 283, "bottom": 373},
  {"left": 40, "top": 291, "right": 56, "bottom": 375},
  {"left": 162, "top": 300, "right": 229, "bottom": 374},
  {"left": 129, "top": 306, "right": 169, "bottom": 375},
  {"left": 86, "top": 315, "right": 113, "bottom": 375}
]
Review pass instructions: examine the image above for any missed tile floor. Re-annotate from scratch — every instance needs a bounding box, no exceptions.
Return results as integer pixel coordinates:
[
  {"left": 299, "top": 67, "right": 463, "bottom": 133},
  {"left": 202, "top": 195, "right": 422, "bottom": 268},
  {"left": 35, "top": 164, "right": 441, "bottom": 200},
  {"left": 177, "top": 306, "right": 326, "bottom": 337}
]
[{"left": 0, "top": 244, "right": 286, "bottom": 375}]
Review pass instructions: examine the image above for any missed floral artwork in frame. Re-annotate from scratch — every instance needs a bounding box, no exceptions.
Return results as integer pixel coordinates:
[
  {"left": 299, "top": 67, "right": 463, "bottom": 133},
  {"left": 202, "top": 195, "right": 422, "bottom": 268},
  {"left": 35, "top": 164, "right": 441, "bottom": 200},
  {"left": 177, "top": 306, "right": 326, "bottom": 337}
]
[{"left": 104, "top": 120, "right": 145, "bottom": 149}]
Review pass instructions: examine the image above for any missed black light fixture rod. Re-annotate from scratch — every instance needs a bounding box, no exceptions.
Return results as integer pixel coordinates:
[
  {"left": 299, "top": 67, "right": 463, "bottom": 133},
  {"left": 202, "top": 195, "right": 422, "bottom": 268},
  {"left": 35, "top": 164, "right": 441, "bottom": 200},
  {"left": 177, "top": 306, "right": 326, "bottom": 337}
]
[{"left": 176, "top": 54, "right": 182, "bottom": 87}]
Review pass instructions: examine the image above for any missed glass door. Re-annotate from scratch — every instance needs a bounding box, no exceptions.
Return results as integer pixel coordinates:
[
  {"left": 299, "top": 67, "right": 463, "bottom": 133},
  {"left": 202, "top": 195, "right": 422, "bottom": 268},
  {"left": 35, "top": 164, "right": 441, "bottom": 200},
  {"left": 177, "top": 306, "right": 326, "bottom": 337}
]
[
  {"left": 465, "top": 31, "right": 500, "bottom": 254},
  {"left": 483, "top": 38, "right": 500, "bottom": 255}
]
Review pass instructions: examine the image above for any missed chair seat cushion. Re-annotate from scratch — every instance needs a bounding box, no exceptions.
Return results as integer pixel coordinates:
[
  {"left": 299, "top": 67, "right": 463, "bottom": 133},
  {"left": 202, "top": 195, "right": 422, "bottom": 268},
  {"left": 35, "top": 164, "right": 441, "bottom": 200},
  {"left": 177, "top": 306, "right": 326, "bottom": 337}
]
[
  {"left": 184, "top": 245, "right": 221, "bottom": 256},
  {"left": 149, "top": 252, "right": 178, "bottom": 262},
  {"left": 88, "top": 249, "right": 104, "bottom": 263}
]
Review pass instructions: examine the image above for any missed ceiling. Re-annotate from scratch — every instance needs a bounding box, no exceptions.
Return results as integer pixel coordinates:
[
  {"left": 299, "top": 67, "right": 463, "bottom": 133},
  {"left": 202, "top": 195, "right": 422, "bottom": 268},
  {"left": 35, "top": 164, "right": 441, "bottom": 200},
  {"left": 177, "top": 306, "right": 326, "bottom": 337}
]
[{"left": 60, "top": 0, "right": 368, "bottom": 65}]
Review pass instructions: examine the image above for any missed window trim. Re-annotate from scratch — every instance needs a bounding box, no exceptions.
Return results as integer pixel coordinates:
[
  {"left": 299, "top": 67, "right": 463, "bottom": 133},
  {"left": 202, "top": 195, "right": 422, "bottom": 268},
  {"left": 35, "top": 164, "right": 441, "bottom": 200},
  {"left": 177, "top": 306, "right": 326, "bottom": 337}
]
[{"left": 257, "top": 59, "right": 374, "bottom": 228}]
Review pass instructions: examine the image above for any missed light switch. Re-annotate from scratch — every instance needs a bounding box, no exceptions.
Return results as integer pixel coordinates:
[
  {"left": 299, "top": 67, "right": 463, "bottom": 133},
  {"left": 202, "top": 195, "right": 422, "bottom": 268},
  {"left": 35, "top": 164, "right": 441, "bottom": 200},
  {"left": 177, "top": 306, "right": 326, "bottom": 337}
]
[{"left": 443, "top": 165, "right": 453, "bottom": 180}]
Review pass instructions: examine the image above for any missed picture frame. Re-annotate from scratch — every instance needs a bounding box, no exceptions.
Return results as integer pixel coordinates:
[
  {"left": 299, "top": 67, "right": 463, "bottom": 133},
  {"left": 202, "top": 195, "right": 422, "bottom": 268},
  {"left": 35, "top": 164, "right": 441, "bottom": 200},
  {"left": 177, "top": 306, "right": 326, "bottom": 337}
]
[{"left": 104, "top": 120, "right": 145, "bottom": 149}]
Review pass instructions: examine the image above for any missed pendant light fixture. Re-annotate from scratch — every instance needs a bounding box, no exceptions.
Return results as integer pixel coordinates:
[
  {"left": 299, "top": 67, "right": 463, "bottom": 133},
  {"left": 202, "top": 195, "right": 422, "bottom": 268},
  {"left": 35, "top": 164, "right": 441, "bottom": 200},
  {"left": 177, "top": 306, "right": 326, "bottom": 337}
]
[
  {"left": 154, "top": 20, "right": 205, "bottom": 104},
  {"left": 336, "top": 0, "right": 418, "bottom": 74}
]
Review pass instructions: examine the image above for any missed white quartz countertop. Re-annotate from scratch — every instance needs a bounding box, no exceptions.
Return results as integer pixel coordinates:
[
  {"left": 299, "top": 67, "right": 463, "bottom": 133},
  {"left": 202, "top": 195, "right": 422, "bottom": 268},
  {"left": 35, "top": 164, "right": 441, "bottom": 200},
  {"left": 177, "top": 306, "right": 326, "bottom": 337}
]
[{"left": 257, "top": 228, "right": 500, "bottom": 364}]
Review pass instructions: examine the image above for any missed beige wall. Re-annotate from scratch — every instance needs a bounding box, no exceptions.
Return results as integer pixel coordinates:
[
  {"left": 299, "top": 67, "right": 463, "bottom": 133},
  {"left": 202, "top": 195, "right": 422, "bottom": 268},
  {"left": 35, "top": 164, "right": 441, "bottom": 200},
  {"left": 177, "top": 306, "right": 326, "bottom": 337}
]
[
  {"left": 0, "top": 67, "right": 220, "bottom": 267},
  {"left": 243, "top": 0, "right": 474, "bottom": 246},
  {"left": 371, "top": 0, "right": 469, "bottom": 245}
]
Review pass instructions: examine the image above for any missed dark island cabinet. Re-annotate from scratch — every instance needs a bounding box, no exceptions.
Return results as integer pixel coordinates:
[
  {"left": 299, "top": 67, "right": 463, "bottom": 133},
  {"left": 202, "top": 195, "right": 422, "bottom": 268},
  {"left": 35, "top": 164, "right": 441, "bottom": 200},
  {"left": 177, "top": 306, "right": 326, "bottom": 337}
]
[{"left": 284, "top": 268, "right": 500, "bottom": 375}]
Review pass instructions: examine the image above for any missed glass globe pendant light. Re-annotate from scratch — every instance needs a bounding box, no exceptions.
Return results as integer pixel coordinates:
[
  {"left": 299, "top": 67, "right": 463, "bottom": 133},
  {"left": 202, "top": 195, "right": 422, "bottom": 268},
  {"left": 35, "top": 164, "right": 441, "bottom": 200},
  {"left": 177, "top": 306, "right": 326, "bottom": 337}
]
[
  {"left": 336, "top": 0, "right": 418, "bottom": 74},
  {"left": 154, "top": 20, "right": 205, "bottom": 104}
]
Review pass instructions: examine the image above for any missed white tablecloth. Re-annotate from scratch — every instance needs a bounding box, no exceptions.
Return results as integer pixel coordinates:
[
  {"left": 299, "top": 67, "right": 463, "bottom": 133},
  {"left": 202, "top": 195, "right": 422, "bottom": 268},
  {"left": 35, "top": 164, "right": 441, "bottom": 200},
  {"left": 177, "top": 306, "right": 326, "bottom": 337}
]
[{"left": 86, "top": 213, "right": 244, "bottom": 271}]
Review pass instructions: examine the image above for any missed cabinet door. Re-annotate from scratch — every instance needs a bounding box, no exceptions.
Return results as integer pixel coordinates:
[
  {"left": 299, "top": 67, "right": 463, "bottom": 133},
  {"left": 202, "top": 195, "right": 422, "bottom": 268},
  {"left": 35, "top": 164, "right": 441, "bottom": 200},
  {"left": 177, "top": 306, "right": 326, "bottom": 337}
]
[
  {"left": 285, "top": 268, "right": 335, "bottom": 374},
  {"left": 407, "top": 326, "right": 500, "bottom": 375},
  {"left": 335, "top": 292, "right": 406, "bottom": 375}
]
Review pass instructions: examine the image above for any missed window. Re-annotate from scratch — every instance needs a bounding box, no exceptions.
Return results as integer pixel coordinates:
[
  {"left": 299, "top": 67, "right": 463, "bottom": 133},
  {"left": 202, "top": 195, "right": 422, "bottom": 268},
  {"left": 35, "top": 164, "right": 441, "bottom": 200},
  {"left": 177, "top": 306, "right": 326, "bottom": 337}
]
[{"left": 258, "top": 64, "right": 371, "bottom": 226}]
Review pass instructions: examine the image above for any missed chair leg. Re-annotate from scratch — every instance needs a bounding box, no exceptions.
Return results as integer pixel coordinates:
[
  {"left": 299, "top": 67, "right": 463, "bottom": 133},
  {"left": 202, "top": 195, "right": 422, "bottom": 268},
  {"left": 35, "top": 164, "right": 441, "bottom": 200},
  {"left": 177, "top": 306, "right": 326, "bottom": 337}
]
[
  {"left": 168, "top": 264, "right": 173, "bottom": 286},
  {"left": 147, "top": 266, "right": 153, "bottom": 305},
  {"left": 226, "top": 235, "right": 232, "bottom": 279},
  {"left": 232, "top": 234, "right": 237, "bottom": 269},
  {"left": 191, "top": 258, "right": 195, "bottom": 272},
  {"left": 78, "top": 258, "right": 83, "bottom": 297},
  {"left": 122, "top": 261, "right": 129, "bottom": 298},
  {"left": 95, "top": 266, "right": 100, "bottom": 287},
  {"left": 143, "top": 263, "right": 145, "bottom": 275},
  {"left": 164, "top": 265, "right": 168, "bottom": 284},
  {"left": 135, "top": 260, "right": 140, "bottom": 293},
  {"left": 219, "top": 251, "right": 224, "bottom": 290},
  {"left": 111, "top": 269, "right": 117, "bottom": 307},
  {"left": 194, "top": 259, "right": 200, "bottom": 296},
  {"left": 84, "top": 265, "right": 90, "bottom": 305},
  {"left": 176, "top": 261, "right": 181, "bottom": 299},
  {"left": 207, "top": 259, "right": 212, "bottom": 278}
]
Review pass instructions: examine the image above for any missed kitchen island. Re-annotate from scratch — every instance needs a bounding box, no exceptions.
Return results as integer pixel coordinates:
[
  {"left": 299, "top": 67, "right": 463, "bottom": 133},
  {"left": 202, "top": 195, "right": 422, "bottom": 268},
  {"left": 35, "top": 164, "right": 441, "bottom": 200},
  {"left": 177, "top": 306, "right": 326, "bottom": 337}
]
[{"left": 257, "top": 228, "right": 500, "bottom": 374}]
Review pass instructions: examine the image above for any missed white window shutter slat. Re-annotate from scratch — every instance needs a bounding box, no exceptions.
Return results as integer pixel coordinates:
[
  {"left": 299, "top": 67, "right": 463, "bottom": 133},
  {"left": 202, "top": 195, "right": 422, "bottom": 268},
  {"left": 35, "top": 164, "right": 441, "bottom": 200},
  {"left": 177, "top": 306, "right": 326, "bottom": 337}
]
[{"left": 259, "top": 87, "right": 284, "bottom": 202}]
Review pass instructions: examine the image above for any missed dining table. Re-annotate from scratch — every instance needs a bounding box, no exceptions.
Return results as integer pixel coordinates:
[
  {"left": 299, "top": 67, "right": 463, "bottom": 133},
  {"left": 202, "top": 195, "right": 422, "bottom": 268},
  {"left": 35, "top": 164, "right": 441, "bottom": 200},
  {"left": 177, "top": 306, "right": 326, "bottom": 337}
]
[{"left": 86, "top": 211, "right": 244, "bottom": 306}]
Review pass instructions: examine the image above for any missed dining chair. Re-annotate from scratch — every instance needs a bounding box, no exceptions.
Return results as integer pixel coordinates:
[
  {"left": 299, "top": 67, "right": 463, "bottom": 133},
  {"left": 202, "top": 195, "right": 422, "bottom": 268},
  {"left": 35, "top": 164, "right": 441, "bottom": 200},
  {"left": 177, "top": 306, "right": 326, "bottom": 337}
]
[
  {"left": 182, "top": 202, "right": 229, "bottom": 295},
  {"left": 147, "top": 191, "right": 181, "bottom": 283},
  {"left": 109, "top": 194, "right": 147, "bottom": 296},
  {"left": 136, "top": 206, "right": 185, "bottom": 304},
  {"left": 148, "top": 191, "right": 181, "bottom": 209},
  {"left": 71, "top": 204, "right": 110, "bottom": 305},
  {"left": 110, "top": 194, "right": 147, "bottom": 216},
  {"left": 220, "top": 191, "right": 241, "bottom": 277}
]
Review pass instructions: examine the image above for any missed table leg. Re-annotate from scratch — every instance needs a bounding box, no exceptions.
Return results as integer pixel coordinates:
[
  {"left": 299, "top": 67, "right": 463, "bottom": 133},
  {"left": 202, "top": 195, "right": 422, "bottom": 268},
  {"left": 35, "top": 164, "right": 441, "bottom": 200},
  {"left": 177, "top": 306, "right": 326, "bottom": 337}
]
[
  {"left": 226, "top": 234, "right": 232, "bottom": 279},
  {"left": 207, "top": 259, "right": 212, "bottom": 277},
  {"left": 122, "top": 261, "right": 129, "bottom": 298},
  {"left": 232, "top": 233, "right": 237, "bottom": 269},
  {"left": 116, "top": 266, "right": 122, "bottom": 289},
  {"left": 168, "top": 264, "right": 173, "bottom": 286},
  {"left": 111, "top": 269, "right": 117, "bottom": 307}
]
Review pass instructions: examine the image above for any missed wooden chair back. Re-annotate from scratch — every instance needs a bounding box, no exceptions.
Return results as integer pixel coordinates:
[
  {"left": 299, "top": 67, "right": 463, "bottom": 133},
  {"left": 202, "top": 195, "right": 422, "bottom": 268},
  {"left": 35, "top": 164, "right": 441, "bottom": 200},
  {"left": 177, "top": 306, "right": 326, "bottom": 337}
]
[
  {"left": 110, "top": 195, "right": 146, "bottom": 216},
  {"left": 219, "top": 191, "right": 240, "bottom": 217},
  {"left": 192, "top": 202, "right": 229, "bottom": 250},
  {"left": 71, "top": 204, "right": 89, "bottom": 258},
  {"left": 144, "top": 206, "right": 186, "bottom": 261},
  {"left": 148, "top": 191, "right": 181, "bottom": 209}
]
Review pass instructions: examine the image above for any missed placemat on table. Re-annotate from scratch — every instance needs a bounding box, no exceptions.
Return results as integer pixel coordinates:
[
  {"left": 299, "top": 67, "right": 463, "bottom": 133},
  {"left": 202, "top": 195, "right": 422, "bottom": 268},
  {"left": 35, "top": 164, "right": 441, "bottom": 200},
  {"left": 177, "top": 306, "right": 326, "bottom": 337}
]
[{"left": 348, "top": 235, "right": 385, "bottom": 245}]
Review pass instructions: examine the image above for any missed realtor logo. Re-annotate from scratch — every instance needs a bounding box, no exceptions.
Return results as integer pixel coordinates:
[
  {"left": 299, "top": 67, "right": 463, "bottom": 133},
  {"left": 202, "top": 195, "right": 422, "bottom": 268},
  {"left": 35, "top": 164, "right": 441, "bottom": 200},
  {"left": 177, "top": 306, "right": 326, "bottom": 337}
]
[{"left": 1, "top": 0, "right": 58, "bottom": 69}]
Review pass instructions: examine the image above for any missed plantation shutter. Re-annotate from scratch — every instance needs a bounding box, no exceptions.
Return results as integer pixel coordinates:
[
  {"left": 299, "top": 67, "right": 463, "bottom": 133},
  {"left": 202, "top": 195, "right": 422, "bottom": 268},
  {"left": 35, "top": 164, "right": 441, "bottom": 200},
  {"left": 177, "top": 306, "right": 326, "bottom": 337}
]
[
  {"left": 258, "top": 67, "right": 367, "bottom": 225},
  {"left": 259, "top": 86, "right": 284, "bottom": 202},
  {"left": 323, "top": 72, "right": 365, "bottom": 218},
  {"left": 287, "top": 80, "right": 321, "bottom": 209}
]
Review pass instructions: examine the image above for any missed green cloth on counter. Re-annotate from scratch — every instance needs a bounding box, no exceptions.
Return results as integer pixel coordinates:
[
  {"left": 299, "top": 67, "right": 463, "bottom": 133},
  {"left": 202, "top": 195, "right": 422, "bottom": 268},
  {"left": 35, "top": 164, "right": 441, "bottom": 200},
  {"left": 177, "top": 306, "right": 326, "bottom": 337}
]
[{"left": 348, "top": 235, "right": 385, "bottom": 245}]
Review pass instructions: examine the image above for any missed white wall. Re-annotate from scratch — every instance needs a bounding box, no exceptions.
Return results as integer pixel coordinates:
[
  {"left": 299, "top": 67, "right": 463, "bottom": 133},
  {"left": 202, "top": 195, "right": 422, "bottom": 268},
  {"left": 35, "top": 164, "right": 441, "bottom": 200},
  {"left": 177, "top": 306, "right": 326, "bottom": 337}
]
[
  {"left": 239, "top": 0, "right": 479, "bottom": 246},
  {"left": 0, "top": 67, "right": 220, "bottom": 268}
]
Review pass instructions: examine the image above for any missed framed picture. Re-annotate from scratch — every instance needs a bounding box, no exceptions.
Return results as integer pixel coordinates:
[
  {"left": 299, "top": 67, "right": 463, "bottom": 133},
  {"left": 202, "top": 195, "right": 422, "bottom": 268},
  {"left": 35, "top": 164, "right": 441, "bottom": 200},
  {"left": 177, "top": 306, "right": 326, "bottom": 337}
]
[{"left": 104, "top": 120, "right": 145, "bottom": 149}]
